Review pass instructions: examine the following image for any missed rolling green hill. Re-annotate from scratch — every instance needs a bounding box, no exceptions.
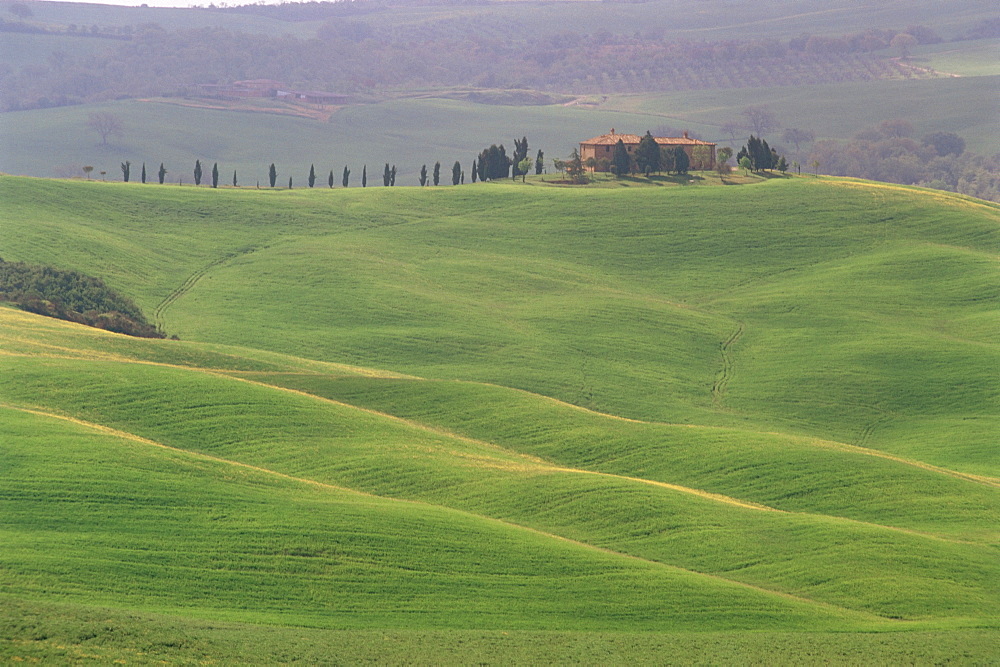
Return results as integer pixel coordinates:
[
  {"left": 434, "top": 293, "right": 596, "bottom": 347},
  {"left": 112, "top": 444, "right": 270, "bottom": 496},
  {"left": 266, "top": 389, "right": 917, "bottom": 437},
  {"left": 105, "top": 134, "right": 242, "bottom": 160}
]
[{"left": 0, "top": 175, "right": 997, "bottom": 662}]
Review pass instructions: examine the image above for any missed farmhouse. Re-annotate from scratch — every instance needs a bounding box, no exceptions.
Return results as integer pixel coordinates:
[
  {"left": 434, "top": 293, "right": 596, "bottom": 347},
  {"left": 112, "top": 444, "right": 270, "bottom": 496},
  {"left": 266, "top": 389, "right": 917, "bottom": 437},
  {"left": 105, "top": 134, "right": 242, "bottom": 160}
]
[{"left": 580, "top": 129, "right": 716, "bottom": 171}]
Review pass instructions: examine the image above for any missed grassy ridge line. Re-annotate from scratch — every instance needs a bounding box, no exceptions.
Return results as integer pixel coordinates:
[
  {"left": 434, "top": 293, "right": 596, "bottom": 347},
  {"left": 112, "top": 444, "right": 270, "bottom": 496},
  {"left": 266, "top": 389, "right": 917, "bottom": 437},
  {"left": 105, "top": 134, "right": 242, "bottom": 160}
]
[
  {"left": 0, "top": 405, "right": 877, "bottom": 633},
  {"left": 2, "top": 402, "right": 862, "bottom": 614},
  {"left": 264, "top": 374, "right": 999, "bottom": 543},
  {"left": 3, "top": 354, "right": 997, "bottom": 621}
]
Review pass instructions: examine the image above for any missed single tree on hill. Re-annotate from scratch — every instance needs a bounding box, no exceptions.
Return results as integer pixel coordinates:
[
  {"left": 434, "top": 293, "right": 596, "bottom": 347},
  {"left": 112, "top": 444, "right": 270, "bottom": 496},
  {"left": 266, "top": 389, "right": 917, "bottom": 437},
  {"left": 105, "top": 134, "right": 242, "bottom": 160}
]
[
  {"left": 777, "top": 155, "right": 789, "bottom": 173},
  {"left": 308, "top": 164, "right": 316, "bottom": 188},
  {"left": 157, "top": 163, "right": 166, "bottom": 184},
  {"left": 268, "top": 163, "right": 277, "bottom": 188},
  {"left": 433, "top": 161, "right": 441, "bottom": 186},
  {"left": 212, "top": 162, "right": 219, "bottom": 188},
  {"left": 86, "top": 112, "right": 123, "bottom": 146},
  {"left": 233, "top": 170, "right": 238, "bottom": 187},
  {"left": 611, "top": 139, "right": 630, "bottom": 176},
  {"left": 288, "top": 177, "right": 293, "bottom": 189},
  {"left": 120, "top": 160, "right": 130, "bottom": 182},
  {"left": 140, "top": 162, "right": 146, "bottom": 184},
  {"left": 194, "top": 160, "right": 202, "bottom": 186},
  {"left": 782, "top": 128, "right": 815, "bottom": 153},
  {"left": 419, "top": 164, "right": 428, "bottom": 186},
  {"left": 342, "top": 166, "right": 350, "bottom": 187},
  {"left": 740, "top": 107, "right": 777, "bottom": 137},
  {"left": 535, "top": 149, "right": 544, "bottom": 175},
  {"left": 452, "top": 160, "right": 461, "bottom": 185},
  {"left": 362, "top": 165, "right": 366, "bottom": 188},
  {"left": 328, "top": 170, "right": 334, "bottom": 188},
  {"left": 82, "top": 165, "right": 93, "bottom": 180}
]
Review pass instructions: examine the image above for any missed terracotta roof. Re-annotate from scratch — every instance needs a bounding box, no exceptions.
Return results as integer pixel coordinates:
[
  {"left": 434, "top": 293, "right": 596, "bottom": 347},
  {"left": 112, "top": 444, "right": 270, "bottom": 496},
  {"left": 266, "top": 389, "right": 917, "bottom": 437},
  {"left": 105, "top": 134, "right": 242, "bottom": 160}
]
[{"left": 581, "top": 130, "right": 715, "bottom": 146}]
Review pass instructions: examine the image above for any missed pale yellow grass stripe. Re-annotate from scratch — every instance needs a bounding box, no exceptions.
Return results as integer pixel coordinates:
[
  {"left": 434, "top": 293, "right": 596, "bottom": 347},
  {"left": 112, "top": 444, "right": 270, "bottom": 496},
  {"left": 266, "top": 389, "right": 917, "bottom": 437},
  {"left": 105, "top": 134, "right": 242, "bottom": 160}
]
[
  {"left": 0, "top": 402, "right": 885, "bottom": 621},
  {"left": 447, "top": 379, "right": 1000, "bottom": 489}
]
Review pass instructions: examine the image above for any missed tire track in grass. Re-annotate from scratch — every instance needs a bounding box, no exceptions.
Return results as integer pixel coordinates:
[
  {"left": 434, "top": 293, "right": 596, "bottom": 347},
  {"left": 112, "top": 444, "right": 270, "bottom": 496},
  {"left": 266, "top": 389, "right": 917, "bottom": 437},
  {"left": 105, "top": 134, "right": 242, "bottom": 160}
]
[
  {"left": 152, "top": 246, "right": 261, "bottom": 331},
  {"left": 0, "top": 402, "right": 899, "bottom": 623},
  {"left": 712, "top": 322, "right": 744, "bottom": 408}
]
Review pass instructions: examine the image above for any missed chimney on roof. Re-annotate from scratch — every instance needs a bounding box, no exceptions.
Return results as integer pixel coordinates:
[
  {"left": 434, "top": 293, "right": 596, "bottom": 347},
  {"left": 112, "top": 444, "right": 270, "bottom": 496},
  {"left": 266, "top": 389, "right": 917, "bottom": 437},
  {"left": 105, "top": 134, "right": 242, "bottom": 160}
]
[{"left": 683, "top": 130, "right": 689, "bottom": 139}]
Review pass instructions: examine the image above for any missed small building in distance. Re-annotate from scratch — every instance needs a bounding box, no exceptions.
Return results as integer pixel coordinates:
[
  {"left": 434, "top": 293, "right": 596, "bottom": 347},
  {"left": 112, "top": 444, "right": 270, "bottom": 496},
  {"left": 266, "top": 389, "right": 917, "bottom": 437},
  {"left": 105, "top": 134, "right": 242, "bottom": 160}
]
[
  {"left": 580, "top": 129, "right": 716, "bottom": 171},
  {"left": 196, "top": 79, "right": 287, "bottom": 99}
]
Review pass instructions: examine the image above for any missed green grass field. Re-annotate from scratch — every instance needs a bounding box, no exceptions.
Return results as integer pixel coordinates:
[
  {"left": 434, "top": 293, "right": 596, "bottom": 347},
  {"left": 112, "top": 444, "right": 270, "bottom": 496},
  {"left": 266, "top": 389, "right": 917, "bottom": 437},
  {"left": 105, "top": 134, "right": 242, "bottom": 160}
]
[{"left": 0, "top": 174, "right": 997, "bottom": 662}]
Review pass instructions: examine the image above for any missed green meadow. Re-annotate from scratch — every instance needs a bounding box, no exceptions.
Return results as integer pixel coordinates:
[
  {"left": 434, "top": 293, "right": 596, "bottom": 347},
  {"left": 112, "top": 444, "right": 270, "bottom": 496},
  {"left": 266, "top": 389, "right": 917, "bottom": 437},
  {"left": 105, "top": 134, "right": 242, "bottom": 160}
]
[{"left": 0, "top": 174, "right": 997, "bottom": 662}]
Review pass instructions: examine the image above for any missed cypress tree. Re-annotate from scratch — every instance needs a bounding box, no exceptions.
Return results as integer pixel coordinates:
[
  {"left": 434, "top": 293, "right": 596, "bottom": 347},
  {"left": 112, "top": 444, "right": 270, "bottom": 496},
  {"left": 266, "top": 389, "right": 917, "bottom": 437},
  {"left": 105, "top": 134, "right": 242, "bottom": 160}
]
[
  {"left": 673, "top": 146, "right": 689, "bottom": 174},
  {"left": 452, "top": 160, "right": 461, "bottom": 185},
  {"left": 390, "top": 165, "right": 396, "bottom": 186},
  {"left": 288, "top": 176, "right": 293, "bottom": 189},
  {"left": 211, "top": 162, "right": 219, "bottom": 188},
  {"left": 140, "top": 162, "right": 146, "bottom": 184},
  {"left": 535, "top": 149, "right": 544, "bottom": 175},
  {"left": 233, "top": 170, "right": 238, "bottom": 187},
  {"left": 433, "top": 161, "right": 440, "bottom": 186},
  {"left": 194, "top": 159, "right": 202, "bottom": 186},
  {"left": 268, "top": 163, "right": 277, "bottom": 188},
  {"left": 362, "top": 165, "right": 366, "bottom": 188},
  {"left": 635, "top": 131, "right": 661, "bottom": 175},
  {"left": 419, "top": 164, "right": 428, "bottom": 186},
  {"left": 120, "top": 160, "right": 130, "bottom": 182},
  {"left": 611, "top": 139, "right": 630, "bottom": 176},
  {"left": 342, "top": 166, "right": 350, "bottom": 187},
  {"left": 158, "top": 163, "right": 166, "bottom": 184},
  {"left": 328, "top": 170, "right": 334, "bottom": 188},
  {"left": 471, "top": 159, "right": 478, "bottom": 183},
  {"left": 383, "top": 163, "right": 391, "bottom": 186},
  {"left": 308, "top": 164, "right": 316, "bottom": 188}
]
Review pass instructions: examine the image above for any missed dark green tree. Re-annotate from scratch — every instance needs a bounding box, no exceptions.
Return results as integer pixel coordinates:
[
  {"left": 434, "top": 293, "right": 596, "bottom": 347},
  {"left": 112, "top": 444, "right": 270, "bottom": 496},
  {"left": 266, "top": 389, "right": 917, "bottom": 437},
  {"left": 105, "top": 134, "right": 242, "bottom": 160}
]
[
  {"left": 673, "top": 146, "right": 690, "bottom": 174},
  {"left": 512, "top": 136, "right": 528, "bottom": 180},
  {"left": 194, "top": 159, "right": 202, "bottom": 186},
  {"left": 362, "top": 165, "right": 366, "bottom": 187},
  {"left": 433, "top": 161, "right": 441, "bottom": 186},
  {"left": 120, "top": 160, "right": 130, "bottom": 182},
  {"left": 452, "top": 160, "right": 461, "bottom": 185},
  {"left": 419, "top": 164, "right": 428, "bottom": 186},
  {"left": 288, "top": 176, "right": 293, "bottom": 189},
  {"left": 211, "top": 162, "right": 219, "bottom": 188},
  {"left": 157, "top": 163, "right": 166, "bottom": 184},
  {"left": 390, "top": 165, "right": 396, "bottom": 186},
  {"left": 308, "top": 164, "right": 316, "bottom": 188},
  {"left": 328, "top": 170, "right": 334, "bottom": 188},
  {"left": 268, "top": 163, "right": 277, "bottom": 188},
  {"left": 564, "top": 148, "right": 587, "bottom": 184},
  {"left": 634, "top": 131, "right": 661, "bottom": 175},
  {"left": 611, "top": 139, "right": 630, "bottom": 176},
  {"left": 535, "top": 149, "right": 544, "bottom": 175},
  {"left": 471, "top": 159, "right": 478, "bottom": 183},
  {"left": 342, "top": 166, "right": 350, "bottom": 187},
  {"left": 140, "top": 162, "right": 146, "bottom": 184},
  {"left": 233, "top": 170, "right": 238, "bottom": 187},
  {"left": 383, "top": 163, "right": 391, "bottom": 186},
  {"left": 777, "top": 155, "right": 789, "bottom": 173}
]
